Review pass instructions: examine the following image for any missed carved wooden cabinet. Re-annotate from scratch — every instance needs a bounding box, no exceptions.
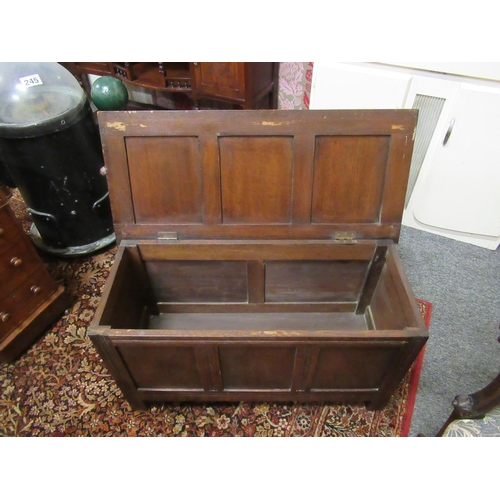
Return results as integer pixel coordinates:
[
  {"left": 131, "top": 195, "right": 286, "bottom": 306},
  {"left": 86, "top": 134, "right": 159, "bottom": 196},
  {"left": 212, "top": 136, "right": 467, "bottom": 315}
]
[
  {"left": 192, "top": 62, "right": 278, "bottom": 108},
  {"left": 62, "top": 62, "right": 279, "bottom": 110},
  {"left": 0, "top": 187, "right": 70, "bottom": 362},
  {"left": 89, "top": 109, "right": 428, "bottom": 411}
]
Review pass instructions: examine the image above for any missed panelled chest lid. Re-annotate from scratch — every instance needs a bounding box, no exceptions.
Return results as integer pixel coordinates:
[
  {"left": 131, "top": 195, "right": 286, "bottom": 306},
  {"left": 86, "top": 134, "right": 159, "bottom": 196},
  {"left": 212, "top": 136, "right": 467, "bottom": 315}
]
[{"left": 97, "top": 109, "right": 417, "bottom": 243}]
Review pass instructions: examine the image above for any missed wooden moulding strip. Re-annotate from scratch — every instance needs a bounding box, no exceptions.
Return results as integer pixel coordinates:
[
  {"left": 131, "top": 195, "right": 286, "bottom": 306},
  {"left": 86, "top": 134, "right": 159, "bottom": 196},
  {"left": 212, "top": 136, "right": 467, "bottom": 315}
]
[
  {"left": 104, "top": 329, "right": 413, "bottom": 342},
  {"left": 136, "top": 389, "right": 379, "bottom": 403},
  {"left": 118, "top": 224, "right": 400, "bottom": 242},
  {"left": 138, "top": 241, "right": 376, "bottom": 261},
  {"left": 97, "top": 109, "right": 417, "bottom": 138},
  {"left": 356, "top": 245, "right": 389, "bottom": 314},
  {"left": 155, "top": 302, "right": 358, "bottom": 314},
  {"left": 372, "top": 333, "right": 428, "bottom": 409}
]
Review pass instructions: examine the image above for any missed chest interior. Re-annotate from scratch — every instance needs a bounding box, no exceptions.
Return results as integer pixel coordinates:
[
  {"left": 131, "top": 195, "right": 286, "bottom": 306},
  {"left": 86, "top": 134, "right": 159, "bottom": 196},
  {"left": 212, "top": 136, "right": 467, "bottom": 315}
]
[{"left": 100, "top": 239, "right": 417, "bottom": 334}]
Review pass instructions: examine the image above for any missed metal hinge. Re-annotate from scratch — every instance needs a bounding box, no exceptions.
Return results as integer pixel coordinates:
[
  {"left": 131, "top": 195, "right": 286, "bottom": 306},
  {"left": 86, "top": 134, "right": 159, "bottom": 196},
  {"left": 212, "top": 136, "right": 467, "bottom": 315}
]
[
  {"left": 157, "top": 232, "right": 178, "bottom": 241},
  {"left": 334, "top": 231, "right": 356, "bottom": 243}
]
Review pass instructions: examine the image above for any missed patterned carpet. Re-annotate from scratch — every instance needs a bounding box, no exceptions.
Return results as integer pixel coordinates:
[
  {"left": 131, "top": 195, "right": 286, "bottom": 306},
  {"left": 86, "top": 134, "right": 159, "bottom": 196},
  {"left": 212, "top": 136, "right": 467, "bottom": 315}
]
[{"left": 0, "top": 193, "right": 431, "bottom": 437}]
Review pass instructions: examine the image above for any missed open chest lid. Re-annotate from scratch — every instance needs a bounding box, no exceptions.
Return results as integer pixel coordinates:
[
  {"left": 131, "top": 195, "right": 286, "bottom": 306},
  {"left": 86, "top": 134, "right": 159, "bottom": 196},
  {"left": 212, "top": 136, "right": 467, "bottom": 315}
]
[{"left": 97, "top": 109, "right": 417, "bottom": 243}]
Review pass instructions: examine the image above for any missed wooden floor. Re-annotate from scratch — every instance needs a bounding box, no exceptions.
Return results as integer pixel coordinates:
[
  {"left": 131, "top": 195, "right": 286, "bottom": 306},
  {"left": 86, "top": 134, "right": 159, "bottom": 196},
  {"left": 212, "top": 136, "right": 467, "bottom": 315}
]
[{"left": 148, "top": 312, "right": 369, "bottom": 331}]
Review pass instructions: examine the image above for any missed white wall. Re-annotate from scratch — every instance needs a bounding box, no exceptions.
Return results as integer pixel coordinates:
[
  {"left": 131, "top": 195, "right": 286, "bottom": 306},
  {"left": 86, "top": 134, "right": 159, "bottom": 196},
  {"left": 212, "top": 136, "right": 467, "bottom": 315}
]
[{"left": 382, "top": 62, "right": 500, "bottom": 82}]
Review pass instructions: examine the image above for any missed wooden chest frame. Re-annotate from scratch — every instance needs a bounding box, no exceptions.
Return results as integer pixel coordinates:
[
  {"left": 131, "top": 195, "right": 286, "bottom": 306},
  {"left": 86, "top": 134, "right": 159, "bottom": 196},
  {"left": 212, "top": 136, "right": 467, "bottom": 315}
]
[{"left": 89, "top": 109, "right": 427, "bottom": 411}]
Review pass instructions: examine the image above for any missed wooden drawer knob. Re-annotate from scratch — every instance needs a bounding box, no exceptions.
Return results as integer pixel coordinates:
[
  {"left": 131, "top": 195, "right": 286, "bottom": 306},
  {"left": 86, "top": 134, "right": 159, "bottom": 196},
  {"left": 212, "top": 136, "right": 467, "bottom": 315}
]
[
  {"left": 30, "top": 285, "right": 42, "bottom": 295},
  {"left": 0, "top": 227, "right": 4, "bottom": 237},
  {"left": 10, "top": 257, "right": 23, "bottom": 267},
  {"left": 0, "top": 312, "right": 11, "bottom": 323}
]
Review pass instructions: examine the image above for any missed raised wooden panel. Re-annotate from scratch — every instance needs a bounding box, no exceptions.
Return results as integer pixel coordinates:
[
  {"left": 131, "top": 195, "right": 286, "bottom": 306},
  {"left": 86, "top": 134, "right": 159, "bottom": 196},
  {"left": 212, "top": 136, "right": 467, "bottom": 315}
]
[
  {"left": 311, "top": 136, "right": 390, "bottom": 223},
  {"left": 126, "top": 137, "right": 202, "bottom": 224},
  {"left": 0, "top": 268, "right": 58, "bottom": 341},
  {"left": 117, "top": 345, "right": 203, "bottom": 389},
  {"left": 265, "top": 260, "right": 369, "bottom": 303},
  {"left": 195, "top": 62, "right": 244, "bottom": 100},
  {"left": 220, "top": 136, "right": 293, "bottom": 224},
  {"left": 219, "top": 346, "right": 296, "bottom": 389},
  {"left": 145, "top": 260, "right": 248, "bottom": 303},
  {"left": 311, "top": 345, "right": 400, "bottom": 389}
]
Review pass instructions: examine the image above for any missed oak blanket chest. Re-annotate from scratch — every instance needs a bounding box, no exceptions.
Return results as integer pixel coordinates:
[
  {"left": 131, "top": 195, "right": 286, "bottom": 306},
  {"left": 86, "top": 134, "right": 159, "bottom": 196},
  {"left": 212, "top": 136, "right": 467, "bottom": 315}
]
[{"left": 89, "top": 109, "right": 428, "bottom": 411}]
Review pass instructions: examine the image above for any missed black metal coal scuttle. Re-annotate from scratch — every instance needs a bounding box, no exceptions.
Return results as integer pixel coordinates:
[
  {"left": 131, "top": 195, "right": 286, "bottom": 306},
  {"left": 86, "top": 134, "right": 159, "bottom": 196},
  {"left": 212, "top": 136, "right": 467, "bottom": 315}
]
[{"left": 0, "top": 62, "right": 115, "bottom": 255}]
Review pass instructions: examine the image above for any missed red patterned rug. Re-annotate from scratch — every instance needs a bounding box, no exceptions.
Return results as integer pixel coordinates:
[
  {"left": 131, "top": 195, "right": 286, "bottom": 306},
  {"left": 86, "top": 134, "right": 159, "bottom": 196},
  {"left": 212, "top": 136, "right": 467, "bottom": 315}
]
[{"left": 0, "top": 193, "right": 431, "bottom": 437}]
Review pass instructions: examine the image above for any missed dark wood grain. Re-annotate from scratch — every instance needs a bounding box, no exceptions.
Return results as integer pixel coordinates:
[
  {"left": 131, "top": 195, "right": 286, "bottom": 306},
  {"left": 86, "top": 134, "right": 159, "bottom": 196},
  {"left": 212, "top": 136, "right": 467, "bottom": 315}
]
[
  {"left": 156, "top": 303, "right": 358, "bottom": 314},
  {"left": 126, "top": 137, "right": 203, "bottom": 224},
  {"left": 311, "top": 136, "right": 389, "bottom": 223},
  {"left": 291, "top": 134, "right": 316, "bottom": 223},
  {"left": 0, "top": 285, "right": 69, "bottom": 363},
  {"left": 220, "top": 136, "right": 293, "bottom": 224},
  {"left": 147, "top": 312, "right": 367, "bottom": 331},
  {"left": 93, "top": 246, "right": 152, "bottom": 329},
  {"left": 89, "top": 108, "right": 427, "bottom": 411},
  {"left": 138, "top": 240, "right": 376, "bottom": 261},
  {"left": 0, "top": 202, "right": 70, "bottom": 362},
  {"left": 264, "top": 260, "right": 369, "bottom": 303},
  {"left": 247, "top": 260, "right": 265, "bottom": 303},
  {"left": 145, "top": 260, "right": 248, "bottom": 303},
  {"left": 219, "top": 345, "right": 296, "bottom": 390},
  {"left": 117, "top": 344, "right": 203, "bottom": 389},
  {"left": 97, "top": 109, "right": 417, "bottom": 243},
  {"left": 114, "top": 222, "right": 401, "bottom": 242},
  {"left": 356, "top": 245, "right": 388, "bottom": 314},
  {"left": 64, "top": 62, "right": 279, "bottom": 110},
  {"left": 199, "top": 134, "right": 222, "bottom": 224}
]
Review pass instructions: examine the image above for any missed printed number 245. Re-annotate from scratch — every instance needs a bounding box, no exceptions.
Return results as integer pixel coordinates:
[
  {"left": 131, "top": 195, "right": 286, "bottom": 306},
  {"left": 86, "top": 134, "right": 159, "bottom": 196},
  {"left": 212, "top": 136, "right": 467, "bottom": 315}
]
[{"left": 20, "top": 74, "right": 43, "bottom": 88}]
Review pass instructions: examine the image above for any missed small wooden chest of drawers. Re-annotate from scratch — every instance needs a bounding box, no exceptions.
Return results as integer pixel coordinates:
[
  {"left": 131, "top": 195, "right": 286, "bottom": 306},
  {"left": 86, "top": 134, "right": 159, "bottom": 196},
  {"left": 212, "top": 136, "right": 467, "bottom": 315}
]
[{"left": 0, "top": 188, "right": 70, "bottom": 362}]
